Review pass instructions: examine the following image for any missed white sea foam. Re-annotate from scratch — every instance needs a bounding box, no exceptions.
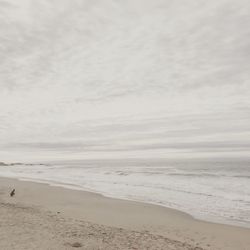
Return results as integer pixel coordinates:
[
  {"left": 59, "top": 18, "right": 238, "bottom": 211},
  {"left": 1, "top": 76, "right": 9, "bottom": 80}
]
[
  {"left": 0, "top": 0, "right": 250, "bottom": 230},
  {"left": 1, "top": 158, "right": 249, "bottom": 228}
]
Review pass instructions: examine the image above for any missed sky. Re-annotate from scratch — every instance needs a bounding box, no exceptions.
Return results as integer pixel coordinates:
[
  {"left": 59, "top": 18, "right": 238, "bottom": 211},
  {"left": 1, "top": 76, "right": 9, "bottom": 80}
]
[{"left": 0, "top": 0, "right": 250, "bottom": 162}]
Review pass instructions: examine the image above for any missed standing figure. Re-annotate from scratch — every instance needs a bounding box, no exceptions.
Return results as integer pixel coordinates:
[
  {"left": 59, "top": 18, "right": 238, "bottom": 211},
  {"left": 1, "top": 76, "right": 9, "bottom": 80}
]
[{"left": 10, "top": 189, "right": 15, "bottom": 197}]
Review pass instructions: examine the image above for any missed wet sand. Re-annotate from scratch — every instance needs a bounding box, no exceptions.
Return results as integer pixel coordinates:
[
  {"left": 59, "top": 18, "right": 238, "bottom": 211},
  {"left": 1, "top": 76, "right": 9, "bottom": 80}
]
[{"left": 0, "top": 177, "right": 249, "bottom": 249}]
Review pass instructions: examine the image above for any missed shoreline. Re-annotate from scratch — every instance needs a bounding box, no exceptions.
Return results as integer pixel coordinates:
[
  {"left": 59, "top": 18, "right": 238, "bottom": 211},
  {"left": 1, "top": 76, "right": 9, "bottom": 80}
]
[
  {"left": 1, "top": 157, "right": 249, "bottom": 230},
  {"left": 11, "top": 175, "right": 250, "bottom": 229},
  {"left": 1, "top": 176, "right": 250, "bottom": 249}
]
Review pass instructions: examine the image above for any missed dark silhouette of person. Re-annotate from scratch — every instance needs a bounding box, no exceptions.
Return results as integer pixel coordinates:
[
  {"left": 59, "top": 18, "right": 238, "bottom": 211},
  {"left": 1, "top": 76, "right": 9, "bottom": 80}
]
[{"left": 10, "top": 189, "right": 15, "bottom": 197}]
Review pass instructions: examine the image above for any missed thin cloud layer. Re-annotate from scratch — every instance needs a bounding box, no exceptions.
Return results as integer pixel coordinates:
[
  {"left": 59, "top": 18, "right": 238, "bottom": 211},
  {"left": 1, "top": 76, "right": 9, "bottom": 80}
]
[{"left": 0, "top": 0, "right": 250, "bottom": 161}]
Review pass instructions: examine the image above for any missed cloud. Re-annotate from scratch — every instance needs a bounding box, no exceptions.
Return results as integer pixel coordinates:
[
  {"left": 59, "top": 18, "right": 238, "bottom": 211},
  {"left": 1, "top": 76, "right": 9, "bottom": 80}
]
[{"left": 0, "top": 0, "right": 250, "bottom": 161}]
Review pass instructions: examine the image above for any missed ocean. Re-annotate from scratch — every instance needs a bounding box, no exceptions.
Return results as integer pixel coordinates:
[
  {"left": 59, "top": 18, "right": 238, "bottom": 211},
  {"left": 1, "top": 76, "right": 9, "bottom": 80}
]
[{"left": 0, "top": 158, "right": 249, "bottom": 228}]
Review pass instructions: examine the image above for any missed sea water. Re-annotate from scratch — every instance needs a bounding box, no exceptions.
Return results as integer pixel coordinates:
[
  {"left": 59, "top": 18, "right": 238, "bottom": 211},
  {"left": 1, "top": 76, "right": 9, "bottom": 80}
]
[{"left": 0, "top": 158, "right": 249, "bottom": 228}]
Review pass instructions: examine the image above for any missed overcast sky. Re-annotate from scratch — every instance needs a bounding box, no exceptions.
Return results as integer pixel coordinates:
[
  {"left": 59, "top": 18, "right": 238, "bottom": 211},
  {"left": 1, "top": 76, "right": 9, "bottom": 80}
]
[{"left": 0, "top": 0, "right": 250, "bottom": 161}]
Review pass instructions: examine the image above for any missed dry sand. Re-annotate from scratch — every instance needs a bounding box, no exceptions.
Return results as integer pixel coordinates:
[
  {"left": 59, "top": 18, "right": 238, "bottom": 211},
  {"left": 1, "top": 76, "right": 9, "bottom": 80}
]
[{"left": 0, "top": 177, "right": 249, "bottom": 250}]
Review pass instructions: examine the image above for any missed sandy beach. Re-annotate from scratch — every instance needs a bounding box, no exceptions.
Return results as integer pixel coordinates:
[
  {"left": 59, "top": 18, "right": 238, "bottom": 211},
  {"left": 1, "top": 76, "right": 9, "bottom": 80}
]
[
  {"left": 1, "top": 0, "right": 250, "bottom": 249},
  {"left": 0, "top": 177, "right": 249, "bottom": 250}
]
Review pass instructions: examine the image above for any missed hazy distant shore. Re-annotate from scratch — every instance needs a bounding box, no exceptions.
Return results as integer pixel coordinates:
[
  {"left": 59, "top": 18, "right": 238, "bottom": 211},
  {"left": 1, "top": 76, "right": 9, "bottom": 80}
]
[{"left": 0, "top": 177, "right": 249, "bottom": 250}]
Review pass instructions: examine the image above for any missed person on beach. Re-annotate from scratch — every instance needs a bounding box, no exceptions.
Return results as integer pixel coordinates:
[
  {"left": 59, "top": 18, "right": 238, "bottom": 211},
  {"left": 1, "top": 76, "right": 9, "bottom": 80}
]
[{"left": 10, "top": 189, "right": 15, "bottom": 197}]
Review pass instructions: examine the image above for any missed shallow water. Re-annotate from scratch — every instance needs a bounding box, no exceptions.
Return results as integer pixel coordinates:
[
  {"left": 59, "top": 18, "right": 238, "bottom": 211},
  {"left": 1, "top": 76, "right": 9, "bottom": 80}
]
[{"left": 0, "top": 158, "right": 249, "bottom": 228}]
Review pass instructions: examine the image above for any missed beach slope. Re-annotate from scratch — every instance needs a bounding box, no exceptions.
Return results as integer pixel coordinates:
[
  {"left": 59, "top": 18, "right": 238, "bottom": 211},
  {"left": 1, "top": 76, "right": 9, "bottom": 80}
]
[{"left": 0, "top": 177, "right": 249, "bottom": 250}]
